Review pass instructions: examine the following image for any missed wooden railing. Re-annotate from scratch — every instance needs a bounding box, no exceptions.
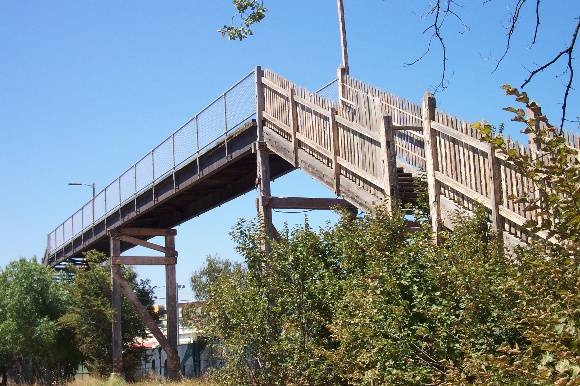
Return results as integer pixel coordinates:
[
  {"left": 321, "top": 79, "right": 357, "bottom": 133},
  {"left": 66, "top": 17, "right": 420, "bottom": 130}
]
[
  {"left": 260, "top": 69, "right": 399, "bottom": 211},
  {"left": 342, "top": 72, "right": 579, "bottom": 245},
  {"left": 261, "top": 68, "right": 579, "bottom": 246}
]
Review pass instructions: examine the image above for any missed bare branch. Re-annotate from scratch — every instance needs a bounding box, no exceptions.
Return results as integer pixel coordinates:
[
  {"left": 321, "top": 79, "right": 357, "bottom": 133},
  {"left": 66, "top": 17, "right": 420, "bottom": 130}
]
[
  {"left": 494, "top": 0, "right": 527, "bottom": 72},
  {"left": 431, "top": 1, "right": 448, "bottom": 92},
  {"left": 521, "top": 18, "right": 580, "bottom": 131},
  {"left": 408, "top": 0, "right": 466, "bottom": 93},
  {"left": 532, "top": 0, "right": 541, "bottom": 45}
]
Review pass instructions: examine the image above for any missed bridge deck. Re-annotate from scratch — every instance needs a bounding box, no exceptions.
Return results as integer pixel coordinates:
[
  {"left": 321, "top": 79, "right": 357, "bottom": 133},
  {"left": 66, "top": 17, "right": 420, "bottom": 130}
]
[
  {"left": 47, "top": 122, "right": 295, "bottom": 268},
  {"left": 46, "top": 67, "right": 579, "bottom": 267}
]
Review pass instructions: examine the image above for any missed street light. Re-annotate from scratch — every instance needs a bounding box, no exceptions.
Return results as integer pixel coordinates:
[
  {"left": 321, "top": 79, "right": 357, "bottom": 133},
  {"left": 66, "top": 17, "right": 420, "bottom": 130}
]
[
  {"left": 158, "top": 284, "right": 187, "bottom": 345},
  {"left": 67, "top": 182, "right": 96, "bottom": 199},
  {"left": 68, "top": 182, "right": 96, "bottom": 223}
]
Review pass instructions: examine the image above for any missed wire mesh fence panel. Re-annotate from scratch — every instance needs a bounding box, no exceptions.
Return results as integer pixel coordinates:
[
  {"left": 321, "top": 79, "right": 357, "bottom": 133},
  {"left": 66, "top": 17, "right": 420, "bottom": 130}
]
[
  {"left": 136, "top": 153, "right": 154, "bottom": 192},
  {"left": 48, "top": 232, "right": 55, "bottom": 253},
  {"left": 55, "top": 228, "right": 62, "bottom": 250},
  {"left": 94, "top": 191, "right": 106, "bottom": 221},
  {"left": 226, "top": 74, "right": 256, "bottom": 131},
  {"left": 197, "top": 97, "right": 226, "bottom": 152},
  {"left": 73, "top": 210, "right": 83, "bottom": 236},
  {"left": 105, "top": 181, "right": 120, "bottom": 213},
  {"left": 64, "top": 218, "right": 73, "bottom": 244},
  {"left": 82, "top": 202, "right": 93, "bottom": 228},
  {"left": 316, "top": 80, "right": 339, "bottom": 102},
  {"left": 56, "top": 226, "right": 64, "bottom": 248},
  {"left": 174, "top": 122, "right": 197, "bottom": 166},
  {"left": 120, "top": 167, "right": 136, "bottom": 204},
  {"left": 47, "top": 70, "right": 257, "bottom": 256},
  {"left": 153, "top": 137, "right": 174, "bottom": 179}
]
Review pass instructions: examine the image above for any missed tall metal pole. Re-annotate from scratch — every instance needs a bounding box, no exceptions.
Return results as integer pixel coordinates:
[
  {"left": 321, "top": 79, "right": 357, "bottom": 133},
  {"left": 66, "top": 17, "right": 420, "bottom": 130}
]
[{"left": 337, "top": 0, "right": 349, "bottom": 74}]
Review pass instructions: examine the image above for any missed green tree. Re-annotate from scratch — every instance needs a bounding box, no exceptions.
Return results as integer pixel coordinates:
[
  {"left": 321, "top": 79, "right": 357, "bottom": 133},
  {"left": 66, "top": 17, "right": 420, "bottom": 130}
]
[
  {"left": 0, "top": 258, "right": 81, "bottom": 385},
  {"left": 60, "top": 251, "right": 157, "bottom": 379},
  {"left": 463, "top": 87, "right": 580, "bottom": 384},
  {"left": 189, "top": 86, "right": 578, "bottom": 384}
]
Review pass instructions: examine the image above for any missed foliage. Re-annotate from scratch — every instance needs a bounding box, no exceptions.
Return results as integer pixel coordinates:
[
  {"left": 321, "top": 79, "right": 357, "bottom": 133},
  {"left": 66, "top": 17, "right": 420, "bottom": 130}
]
[
  {"left": 190, "top": 88, "right": 579, "bottom": 383},
  {"left": 61, "top": 251, "right": 157, "bottom": 379},
  {"left": 0, "top": 258, "right": 81, "bottom": 385},
  {"left": 467, "top": 86, "right": 580, "bottom": 385},
  {"left": 219, "top": 0, "right": 266, "bottom": 40},
  {"left": 474, "top": 85, "right": 580, "bottom": 256},
  {"left": 192, "top": 203, "right": 579, "bottom": 385}
]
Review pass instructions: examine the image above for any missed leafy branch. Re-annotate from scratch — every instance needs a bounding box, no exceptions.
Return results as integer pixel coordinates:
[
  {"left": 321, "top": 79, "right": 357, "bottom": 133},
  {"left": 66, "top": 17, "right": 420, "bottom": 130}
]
[{"left": 219, "top": 0, "right": 267, "bottom": 41}]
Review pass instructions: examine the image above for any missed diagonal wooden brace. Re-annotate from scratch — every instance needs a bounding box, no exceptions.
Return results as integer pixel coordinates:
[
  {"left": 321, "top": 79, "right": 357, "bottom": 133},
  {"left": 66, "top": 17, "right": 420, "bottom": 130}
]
[{"left": 110, "top": 269, "right": 180, "bottom": 366}]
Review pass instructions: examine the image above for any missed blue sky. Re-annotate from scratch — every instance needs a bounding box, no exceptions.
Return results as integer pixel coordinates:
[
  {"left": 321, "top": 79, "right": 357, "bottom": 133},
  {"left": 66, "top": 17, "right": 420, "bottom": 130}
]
[{"left": 1, "top": 0, "right": 578, "bottom": 302}]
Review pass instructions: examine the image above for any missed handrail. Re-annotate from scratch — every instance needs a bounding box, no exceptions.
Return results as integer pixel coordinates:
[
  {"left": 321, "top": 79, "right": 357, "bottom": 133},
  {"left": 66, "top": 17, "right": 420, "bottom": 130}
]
[{"left": 46, "top": 70, "right": 257, "bottom": 256}]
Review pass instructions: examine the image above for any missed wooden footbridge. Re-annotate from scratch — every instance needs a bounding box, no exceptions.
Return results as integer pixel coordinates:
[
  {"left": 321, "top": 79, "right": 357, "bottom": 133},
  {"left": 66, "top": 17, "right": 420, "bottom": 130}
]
[{"left": 43, "top": 65, "right": 579, "bottom": 377}]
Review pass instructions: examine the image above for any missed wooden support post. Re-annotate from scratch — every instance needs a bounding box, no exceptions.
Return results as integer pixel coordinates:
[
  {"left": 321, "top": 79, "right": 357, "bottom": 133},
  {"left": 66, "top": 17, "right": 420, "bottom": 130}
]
[
  {"left": 380, "top": 115, "right": 399, "bottom": 212},
  {"left": 525, "top": 104, "right": 545, "bottom": 230},
  {"left": 164, "top": 234, "right": 179, "bottom": 380},
  {"left": 330, "top": 107, "right": 341, "bottom": 195},
  {"left": 337, "top": 66, "right": 348, "bottom": 105},
  {"left": 109, "top": 228, "right": 180, "bottom": 380},
  {"left": 256, "top": 66, "right": 273, "bottom": 241},
  {"left": 526, "top": 103, "right": 543, "bottom": 153},
  {"left": 487, "top": 143, "right": 504, "bottom": 243},
  {"left": 110, "top": 237, "right": 123, "bottom": 376},
  {"left": 422, "top": 92, "right": 441, "bottom": 241},
  {"left": 288, "top": 87, "right": 299, "bottom": 167}
]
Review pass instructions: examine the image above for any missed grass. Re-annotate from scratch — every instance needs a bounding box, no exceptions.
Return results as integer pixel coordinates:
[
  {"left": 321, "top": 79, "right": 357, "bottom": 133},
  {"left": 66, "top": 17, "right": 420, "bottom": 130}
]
[{"left": 67, "top": 375, "right": 213, "bottom": 386}]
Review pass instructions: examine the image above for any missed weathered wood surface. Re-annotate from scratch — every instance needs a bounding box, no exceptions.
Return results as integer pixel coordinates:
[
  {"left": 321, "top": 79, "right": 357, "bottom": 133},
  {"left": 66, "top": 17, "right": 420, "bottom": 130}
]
[
  {"left": 268, "top": 197, "right": 356, "bottom": 211},
  {"left": 261, "top": 68, "right": 579, "bottom": 246},
  {"left": 111, "top": 256, "right": 177, "bottom": 265},
  {"left": 49, "top": 67, "right": 579, "bottom": 270},
  {"left": 164, "top": 234, "right": 179, "bottom": 379},
  {"left": 110, "top": 237, "right": 123, "bottom": 375}
]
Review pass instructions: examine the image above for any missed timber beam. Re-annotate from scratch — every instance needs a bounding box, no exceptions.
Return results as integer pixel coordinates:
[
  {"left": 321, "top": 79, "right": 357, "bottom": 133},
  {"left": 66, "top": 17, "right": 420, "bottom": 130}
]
[
  {"left": 111, "top": 256, "right": 177, "bottom": 265},
  {"left": 267, "top": 196, "right": 357, "bottom": 212},
  {"left": 110, "top": 228, "right": 177, "bottom": 237}
]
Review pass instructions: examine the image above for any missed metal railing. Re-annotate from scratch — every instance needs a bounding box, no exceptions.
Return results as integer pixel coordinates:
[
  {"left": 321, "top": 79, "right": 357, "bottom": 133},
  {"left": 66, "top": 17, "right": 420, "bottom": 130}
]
[
  {"left": 315, "top": 79, "right": 339, "bottom": 101},
  {"left": 47, "top": 70, "right": 257, "bottom": 255}
]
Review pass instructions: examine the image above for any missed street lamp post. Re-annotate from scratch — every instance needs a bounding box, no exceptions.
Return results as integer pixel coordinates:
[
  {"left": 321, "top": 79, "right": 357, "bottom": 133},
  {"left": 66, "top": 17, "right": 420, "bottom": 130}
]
[{"left": 177, "top": 284, "right": 185, "bottom": 345}]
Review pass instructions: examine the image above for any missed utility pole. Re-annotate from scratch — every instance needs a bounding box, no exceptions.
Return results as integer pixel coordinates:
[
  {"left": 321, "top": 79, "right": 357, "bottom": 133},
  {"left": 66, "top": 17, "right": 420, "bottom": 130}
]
[{"left": 337, "top": 0, "right": 349, "bottom": 74}]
